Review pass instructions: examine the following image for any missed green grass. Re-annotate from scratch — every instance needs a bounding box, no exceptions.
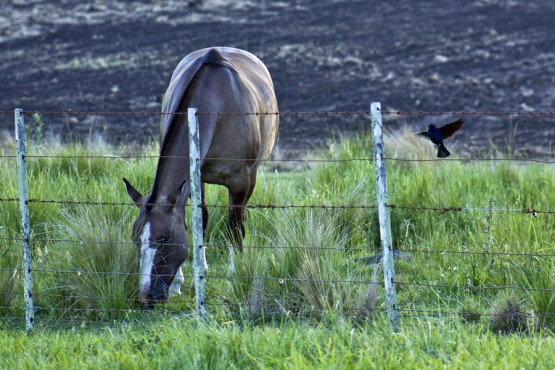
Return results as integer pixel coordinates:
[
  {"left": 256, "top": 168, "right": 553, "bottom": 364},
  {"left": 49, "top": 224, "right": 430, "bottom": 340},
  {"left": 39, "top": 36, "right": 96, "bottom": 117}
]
[
  {"left": 2, "top": 127, "right": 555, "bottom": 367},
  {"left": 2, "top": 316, "right": 555, "bottom": 369}
]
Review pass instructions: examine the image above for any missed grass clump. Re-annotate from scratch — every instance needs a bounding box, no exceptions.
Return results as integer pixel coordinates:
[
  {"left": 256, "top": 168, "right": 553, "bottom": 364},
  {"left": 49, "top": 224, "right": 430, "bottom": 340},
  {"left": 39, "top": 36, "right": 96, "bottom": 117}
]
[
  {"left": 0, "top": 135, "right": 21, "bottom": 317},
  {"left": 488, "top": 296, "right": 529, "bottom": 335},
  {"left": 37, "top": 207, "right": 138, "bottom": 319},
  {"left": 0, "top": 236, "right": 20, "bottom": 317}
]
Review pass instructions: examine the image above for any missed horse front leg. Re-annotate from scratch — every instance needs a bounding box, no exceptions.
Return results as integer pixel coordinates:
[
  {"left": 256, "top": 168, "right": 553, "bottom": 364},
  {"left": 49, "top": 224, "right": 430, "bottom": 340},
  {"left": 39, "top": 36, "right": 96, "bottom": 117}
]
[
  {"left": 227, "top": 191, "right": 247, "bottom": 250},
  {"left": 201, "top": 182, "right": 209, "bottom": 238},
  {"left": 227, "top": 171, "right": 257, "bottom": 251}
]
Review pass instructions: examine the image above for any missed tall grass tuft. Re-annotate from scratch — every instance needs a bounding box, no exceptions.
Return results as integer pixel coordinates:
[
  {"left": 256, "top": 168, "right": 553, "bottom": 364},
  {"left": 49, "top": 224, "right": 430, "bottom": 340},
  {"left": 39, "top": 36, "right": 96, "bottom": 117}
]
[
  {"left": 0, "top": 137, "right": 21, "bottom": 317},
  {"left": 0, "top": 232, "right": 20, "bottom": 316},
  {"left": 488, "top": 296, "right": 529, "bottom": 335},
  {"left": 39, "top": 205, "right": 139, "bottom": 319},
  {"left": 227, "top": 206, "right": 377, "bottom": 320},
  {"left": 514, "top": 259, "right": 555, "bottom": 330}
]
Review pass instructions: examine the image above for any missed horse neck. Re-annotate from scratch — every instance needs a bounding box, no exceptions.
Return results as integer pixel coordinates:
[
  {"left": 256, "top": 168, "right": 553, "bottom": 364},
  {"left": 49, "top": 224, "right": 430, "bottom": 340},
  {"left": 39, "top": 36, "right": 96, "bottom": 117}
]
[{"left": 149, "top": 124, "right": 191, "bottom": 201}]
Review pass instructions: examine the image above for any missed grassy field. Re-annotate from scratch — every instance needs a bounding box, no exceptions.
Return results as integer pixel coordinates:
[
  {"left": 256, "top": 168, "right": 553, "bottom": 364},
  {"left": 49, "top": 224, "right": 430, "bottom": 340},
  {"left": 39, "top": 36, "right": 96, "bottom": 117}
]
[
  {"left": 2, "top": 123, "right": 555, "bottom": 368},
  {"left": 2, "top": 316, "right": 555, "bottom": 369}
]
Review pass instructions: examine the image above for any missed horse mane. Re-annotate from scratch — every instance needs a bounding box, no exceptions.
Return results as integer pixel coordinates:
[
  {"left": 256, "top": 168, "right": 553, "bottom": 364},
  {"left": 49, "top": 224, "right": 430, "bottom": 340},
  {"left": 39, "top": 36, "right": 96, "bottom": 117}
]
[{"left": 151, "top": 49, "right": 238, "bottom": 200}]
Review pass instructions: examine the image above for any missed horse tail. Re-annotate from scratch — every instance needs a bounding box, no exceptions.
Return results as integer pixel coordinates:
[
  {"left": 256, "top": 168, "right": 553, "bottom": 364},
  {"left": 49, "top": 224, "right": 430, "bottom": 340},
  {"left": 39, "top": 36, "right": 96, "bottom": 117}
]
[{"left": 202, "top": 48, "right": 237, "bottom": 71}]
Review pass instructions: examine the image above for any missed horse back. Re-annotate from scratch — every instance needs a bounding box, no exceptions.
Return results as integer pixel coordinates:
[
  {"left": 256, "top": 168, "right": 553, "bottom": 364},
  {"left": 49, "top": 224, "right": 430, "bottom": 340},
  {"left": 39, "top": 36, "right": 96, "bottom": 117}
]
[{"left": 158, "top": 47, "right": 278, "bottom": 187}]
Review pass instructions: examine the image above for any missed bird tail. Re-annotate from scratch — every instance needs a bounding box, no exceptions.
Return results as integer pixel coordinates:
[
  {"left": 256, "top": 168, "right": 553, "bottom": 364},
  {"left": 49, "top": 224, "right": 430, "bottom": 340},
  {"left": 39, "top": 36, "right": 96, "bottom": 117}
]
[{"left": 437, "top": 144, "right": 450, "bottom": 158}]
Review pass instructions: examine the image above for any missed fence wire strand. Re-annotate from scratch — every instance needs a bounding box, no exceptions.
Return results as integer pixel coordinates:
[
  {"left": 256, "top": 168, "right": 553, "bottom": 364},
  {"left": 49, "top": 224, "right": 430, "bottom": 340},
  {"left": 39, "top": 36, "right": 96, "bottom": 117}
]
[
  {"left": 394, "top": 281, "right": 555, "bottom": 293},
  {"left": 12, "top": 109, "right": 555, "bottom": 117},
  {"left": 396, "top": 248, "right": 555, "bottom": 259},
  {"left": 380, "top": 110, "right": 555, "bottom": 116},
  {"left": 4, "top": 237, "right": 555, "bottom": 258},
  {"left": 383, "top": 157, "right": 555, "bottom": 164},
  {"left": 3, "top": 153, "right": 555, "bottom": 166},
  {"left": 2, "top": 196, "right": 552, "bottom": 216}
]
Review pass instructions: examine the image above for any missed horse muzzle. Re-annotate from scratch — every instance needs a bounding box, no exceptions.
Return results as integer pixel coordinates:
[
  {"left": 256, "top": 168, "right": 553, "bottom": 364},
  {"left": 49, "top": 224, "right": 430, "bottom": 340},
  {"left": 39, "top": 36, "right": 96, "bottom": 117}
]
[{"left": 143, "top": 278, "right": 169, "bottom": 307}]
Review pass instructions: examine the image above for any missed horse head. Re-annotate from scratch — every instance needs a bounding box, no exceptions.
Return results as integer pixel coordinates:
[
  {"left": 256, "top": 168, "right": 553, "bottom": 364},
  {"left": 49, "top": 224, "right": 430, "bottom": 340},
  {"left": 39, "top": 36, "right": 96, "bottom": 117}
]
[{"left": 123, "top": 178, "right": 188, "bottom": 306}]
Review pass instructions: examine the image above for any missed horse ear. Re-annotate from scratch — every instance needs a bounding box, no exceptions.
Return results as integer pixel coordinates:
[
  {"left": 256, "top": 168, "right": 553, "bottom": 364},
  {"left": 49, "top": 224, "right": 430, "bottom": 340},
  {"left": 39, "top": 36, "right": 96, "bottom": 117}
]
[
  {"left": 122, "top": 178, "right": 143, "bottom": 206},
  {"left": 167, "top": 179, "right": 187, "bottom": 206}
]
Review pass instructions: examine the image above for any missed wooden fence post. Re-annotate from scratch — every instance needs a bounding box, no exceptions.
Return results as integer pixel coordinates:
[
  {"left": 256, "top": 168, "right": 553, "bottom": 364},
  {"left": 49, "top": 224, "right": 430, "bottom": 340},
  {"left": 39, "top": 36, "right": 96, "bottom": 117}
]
[
  {"left": 371, "top": 102, "right": 399, "bottom": 331},
  {"left": 188, "top": 107, "right": 207, "bottom": 320},
  {"left": 14, "top": 108, "right": 35, "bottom": 333}
]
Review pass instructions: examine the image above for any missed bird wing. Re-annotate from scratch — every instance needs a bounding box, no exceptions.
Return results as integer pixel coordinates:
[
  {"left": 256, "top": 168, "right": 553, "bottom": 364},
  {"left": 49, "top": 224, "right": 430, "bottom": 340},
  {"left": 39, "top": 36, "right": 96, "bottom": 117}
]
[{"left": 438, "top": 119, "right": 464, "bottom": 139}]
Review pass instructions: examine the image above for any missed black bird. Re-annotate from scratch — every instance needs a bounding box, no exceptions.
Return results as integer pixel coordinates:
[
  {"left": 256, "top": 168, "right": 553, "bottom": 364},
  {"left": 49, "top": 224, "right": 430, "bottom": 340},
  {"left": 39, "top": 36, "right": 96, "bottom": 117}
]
[{"left": 416, "top": 119, "right": 464, "bottom": 158}]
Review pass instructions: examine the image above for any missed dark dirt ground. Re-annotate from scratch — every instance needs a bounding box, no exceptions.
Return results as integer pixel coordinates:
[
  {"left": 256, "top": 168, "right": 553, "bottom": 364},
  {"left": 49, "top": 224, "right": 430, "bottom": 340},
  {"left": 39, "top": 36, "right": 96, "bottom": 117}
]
[{"left": 1, "top": 0, "right": 555, "bottom": 157}]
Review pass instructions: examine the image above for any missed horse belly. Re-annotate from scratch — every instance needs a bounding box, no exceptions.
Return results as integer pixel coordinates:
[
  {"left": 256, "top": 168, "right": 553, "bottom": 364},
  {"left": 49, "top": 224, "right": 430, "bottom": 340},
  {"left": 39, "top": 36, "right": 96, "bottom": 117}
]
[{"left": 201, "top": 160, "right": 252, "bottom": 187}]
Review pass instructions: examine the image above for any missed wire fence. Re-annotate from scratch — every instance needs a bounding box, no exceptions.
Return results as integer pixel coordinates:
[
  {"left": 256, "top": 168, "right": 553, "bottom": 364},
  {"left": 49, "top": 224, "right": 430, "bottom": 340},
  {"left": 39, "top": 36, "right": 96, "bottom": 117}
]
[
  {"left": 2, "top": 107, "right": 555, "bottom": 332},
  {"left": 2, "top": 196, "right": 554, "bottom": 216},
  {"left": 2, "top": 108, "right": 555, "bottom": 116}
]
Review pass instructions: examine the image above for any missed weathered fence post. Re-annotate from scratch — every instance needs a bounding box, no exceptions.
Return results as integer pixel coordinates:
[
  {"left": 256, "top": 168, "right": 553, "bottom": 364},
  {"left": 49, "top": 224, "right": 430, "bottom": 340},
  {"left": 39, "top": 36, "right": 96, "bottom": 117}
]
[
  {"left": 14, "top": 108, "right": 35, "bottom": 333},
  {"left": 188, "top": 107, "right": 207, "bottom": 320},
  {"left": 371, "top": 102, "right": 399, "bottom": 331}
]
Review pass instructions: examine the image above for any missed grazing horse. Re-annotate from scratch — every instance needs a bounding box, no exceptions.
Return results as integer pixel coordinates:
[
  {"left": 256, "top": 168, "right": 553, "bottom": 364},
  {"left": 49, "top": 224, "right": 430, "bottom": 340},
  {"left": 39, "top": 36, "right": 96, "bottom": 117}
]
[{"left": 123, "top": 47, "right": 279, "bottom": 305}]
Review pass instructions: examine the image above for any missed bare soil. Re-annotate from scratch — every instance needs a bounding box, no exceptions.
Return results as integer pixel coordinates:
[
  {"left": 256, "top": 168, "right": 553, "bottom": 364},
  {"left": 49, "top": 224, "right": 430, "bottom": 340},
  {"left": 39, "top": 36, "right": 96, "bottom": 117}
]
[{"left": 1, "top": 0, "right": 555, "bottom": 157}]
